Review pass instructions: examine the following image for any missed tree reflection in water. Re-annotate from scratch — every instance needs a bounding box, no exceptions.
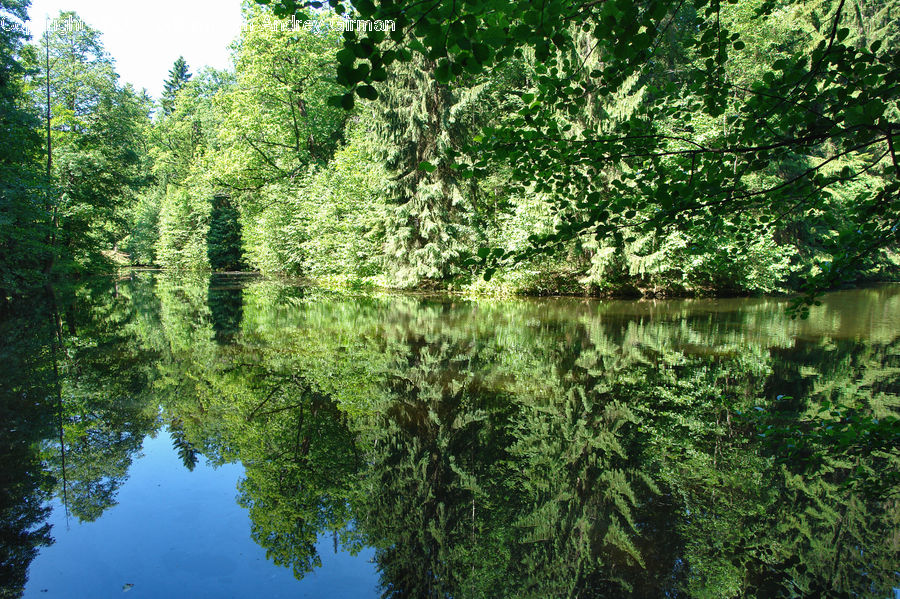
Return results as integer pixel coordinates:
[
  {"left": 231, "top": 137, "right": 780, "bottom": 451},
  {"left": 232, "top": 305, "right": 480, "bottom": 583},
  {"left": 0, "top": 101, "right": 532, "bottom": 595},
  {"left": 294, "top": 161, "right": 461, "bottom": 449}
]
[{"left": 1, "top": 274, "right": 897, "bottom": 598}]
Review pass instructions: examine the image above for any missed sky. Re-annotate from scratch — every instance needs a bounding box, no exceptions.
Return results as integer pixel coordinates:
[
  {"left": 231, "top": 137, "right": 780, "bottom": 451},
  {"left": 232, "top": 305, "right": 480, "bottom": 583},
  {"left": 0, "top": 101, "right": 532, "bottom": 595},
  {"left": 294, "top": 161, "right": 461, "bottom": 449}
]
[{"left": 26, "top": 0, "right": 245, "bottom": 99}]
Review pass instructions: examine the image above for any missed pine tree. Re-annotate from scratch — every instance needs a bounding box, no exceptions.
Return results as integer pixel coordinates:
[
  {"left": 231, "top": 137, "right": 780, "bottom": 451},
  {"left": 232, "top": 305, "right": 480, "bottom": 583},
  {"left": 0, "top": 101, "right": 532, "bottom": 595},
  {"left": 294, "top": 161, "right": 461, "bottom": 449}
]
[{"left": 160, "top": 56, "right": 191, "bottom": 116}]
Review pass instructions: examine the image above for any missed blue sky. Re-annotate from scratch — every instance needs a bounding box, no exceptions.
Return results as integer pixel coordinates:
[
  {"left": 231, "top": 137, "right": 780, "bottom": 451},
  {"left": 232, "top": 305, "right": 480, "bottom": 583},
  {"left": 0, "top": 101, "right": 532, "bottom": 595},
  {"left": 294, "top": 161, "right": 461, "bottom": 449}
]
[{"left": 26, "top": 0, "right": 245, "bottom": 98}]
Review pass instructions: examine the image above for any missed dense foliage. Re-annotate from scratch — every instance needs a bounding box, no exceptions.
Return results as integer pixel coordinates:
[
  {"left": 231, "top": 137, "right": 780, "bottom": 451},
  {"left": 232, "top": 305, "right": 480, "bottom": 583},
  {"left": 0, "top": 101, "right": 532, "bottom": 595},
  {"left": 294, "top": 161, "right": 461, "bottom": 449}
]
[
  {"left": 276, "top": 0, "right": 900, "bottom": 304},
  {"left": 0, "top": 0, "right": 46, "bottom": 301},
  {"left": 2, "top": 3, "right": 898, "bottom": 594},
  {"left": 1, "top": 0, "right": 898, "bottom": 304}
]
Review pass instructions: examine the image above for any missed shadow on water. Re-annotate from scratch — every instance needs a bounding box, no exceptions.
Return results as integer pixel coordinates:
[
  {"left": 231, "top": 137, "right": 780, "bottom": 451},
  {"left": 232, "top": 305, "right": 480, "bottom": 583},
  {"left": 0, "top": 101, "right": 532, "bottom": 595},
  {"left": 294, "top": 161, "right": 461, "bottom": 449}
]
[{"left": 1, "top": 274, "right": 898, "bottom": 598}]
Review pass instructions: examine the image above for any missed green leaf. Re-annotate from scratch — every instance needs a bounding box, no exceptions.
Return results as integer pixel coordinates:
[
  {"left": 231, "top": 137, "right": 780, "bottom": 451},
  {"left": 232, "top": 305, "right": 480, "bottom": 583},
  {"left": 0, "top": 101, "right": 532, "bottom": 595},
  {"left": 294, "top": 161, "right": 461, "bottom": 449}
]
[
  {"left": 435, "top": 61, "right": 451, "bottom": 84},
  {"left": 371, "top": 67, "right": 388, "bottom": 82},
  {"left": 472, "top": 43, "right": 490, "bottom": 63},
  {"left": 336, "top": 48, "right": 355, "bottom": 66},
  {"left": 357, "top": 85, "right": 378, "bottom": 100}
]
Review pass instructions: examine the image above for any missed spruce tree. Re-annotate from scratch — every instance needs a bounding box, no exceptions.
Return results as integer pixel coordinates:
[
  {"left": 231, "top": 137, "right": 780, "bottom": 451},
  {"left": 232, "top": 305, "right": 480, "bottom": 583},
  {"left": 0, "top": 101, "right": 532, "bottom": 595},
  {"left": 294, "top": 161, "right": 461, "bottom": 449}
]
[
  {"left": 161, "top": 56, "right": 191, "bottom": 116},
  {"left": 207, "top": 194, "right": 243, "bottom": 271},
  {"left": 374, "top": 56, "right": 492, "bottom": 287}
]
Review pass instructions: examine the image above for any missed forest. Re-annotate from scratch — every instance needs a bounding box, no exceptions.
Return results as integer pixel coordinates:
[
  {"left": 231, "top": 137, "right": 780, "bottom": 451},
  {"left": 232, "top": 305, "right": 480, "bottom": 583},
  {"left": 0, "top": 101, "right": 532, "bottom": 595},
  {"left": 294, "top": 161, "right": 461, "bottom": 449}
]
[
  {"left": 1, "top": 0, "right": 898, "bottom": 303},
  {"left": 1, "top": 2, "right": 899, "bottom": 594}
]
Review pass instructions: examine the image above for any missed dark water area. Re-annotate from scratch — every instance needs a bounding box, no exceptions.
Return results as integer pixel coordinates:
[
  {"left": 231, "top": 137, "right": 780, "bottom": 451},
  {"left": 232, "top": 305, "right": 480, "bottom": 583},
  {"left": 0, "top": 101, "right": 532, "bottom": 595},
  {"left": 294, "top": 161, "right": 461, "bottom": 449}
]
[{"left": 1, "top": 273, "right": 898, "bottom": 598}]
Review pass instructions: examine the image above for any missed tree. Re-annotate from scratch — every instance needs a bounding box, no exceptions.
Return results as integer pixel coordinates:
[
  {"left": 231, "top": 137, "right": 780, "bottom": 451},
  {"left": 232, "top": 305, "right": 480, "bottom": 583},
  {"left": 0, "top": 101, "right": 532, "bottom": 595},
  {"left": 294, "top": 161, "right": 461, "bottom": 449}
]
[
  {"left": 207, "top": 194, "right": 244, "bottom": 271},
  {"left": 213, "top": 7, "right": 347, "bottom": 193},
  {"left": 40, "top": 282, "right": 161, "bottom": 523},
  {"left": 207, "top": 7, "right": 350, "bottom": 274},
  {"left": 33, "top": 12, "right": 151, "bottom": 273},
  {"left": 373, "top": 55, "right": 496, "bottom": 286},
  {"left": 0, "top": 0, "right": 47, "bottom": 302},
  {"left": 0, "top": 297, "right": 56, "bottom": 599},
  {"left": 150, "top": 68, "right": 235, "bottom": 270},
  {"left": 265, "top": 0, "right": 899, "bottom": 304},
  {"left": 160, "top": 56, "right": 192, "bottom": 116}
]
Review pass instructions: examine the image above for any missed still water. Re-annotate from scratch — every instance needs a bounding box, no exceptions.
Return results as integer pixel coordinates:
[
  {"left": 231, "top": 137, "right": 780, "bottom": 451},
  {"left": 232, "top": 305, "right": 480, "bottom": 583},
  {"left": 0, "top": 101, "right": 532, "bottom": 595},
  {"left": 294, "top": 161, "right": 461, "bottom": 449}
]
[{"left": 1, "top": 273, "right": 898, "bottom": 598}]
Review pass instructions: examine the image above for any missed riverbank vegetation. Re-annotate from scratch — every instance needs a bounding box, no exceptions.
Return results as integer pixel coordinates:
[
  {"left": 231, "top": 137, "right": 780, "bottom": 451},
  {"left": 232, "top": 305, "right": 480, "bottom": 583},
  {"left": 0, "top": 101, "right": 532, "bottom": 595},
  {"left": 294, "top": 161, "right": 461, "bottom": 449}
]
[{"left": 1, "top": 0, "right": 898, "bottom": 303}]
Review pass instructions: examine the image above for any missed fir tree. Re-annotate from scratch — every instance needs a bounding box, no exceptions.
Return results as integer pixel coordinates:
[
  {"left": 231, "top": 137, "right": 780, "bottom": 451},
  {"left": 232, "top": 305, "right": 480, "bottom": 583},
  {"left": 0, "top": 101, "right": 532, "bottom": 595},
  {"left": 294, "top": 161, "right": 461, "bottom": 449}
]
[
  {"left": 169, "top": 418, "right": 198, "bottom": 471},
  {"left": 160, "top": 56, "right": 191, "bottom": 116}
]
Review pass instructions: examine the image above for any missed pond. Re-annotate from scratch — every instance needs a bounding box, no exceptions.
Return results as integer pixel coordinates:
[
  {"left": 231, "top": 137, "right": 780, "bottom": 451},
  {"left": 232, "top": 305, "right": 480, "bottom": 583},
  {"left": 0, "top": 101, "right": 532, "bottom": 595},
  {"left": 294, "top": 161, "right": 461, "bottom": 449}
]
[{"left": 2, "top": 273, "right": 898, "bottom": 598}]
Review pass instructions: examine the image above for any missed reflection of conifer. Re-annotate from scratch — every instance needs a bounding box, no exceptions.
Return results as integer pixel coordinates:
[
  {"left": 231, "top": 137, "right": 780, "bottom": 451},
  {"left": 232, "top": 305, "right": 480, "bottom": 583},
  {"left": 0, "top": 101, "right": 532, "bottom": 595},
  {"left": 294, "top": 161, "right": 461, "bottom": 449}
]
[
  {"left": 131, "top": 278, "right": 900, "bottom": 597},
  {"left": 170, "top": 418, "right": 198, "bottom": 471},
  {"left": 207, "top": 275, "right": 243, "bottom": 344}
]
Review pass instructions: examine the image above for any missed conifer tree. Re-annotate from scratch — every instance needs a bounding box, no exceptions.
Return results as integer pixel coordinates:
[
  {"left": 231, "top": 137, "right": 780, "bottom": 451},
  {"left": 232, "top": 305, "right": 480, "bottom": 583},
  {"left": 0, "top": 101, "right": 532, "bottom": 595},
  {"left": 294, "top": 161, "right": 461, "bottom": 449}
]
[
  {"left": 207, "top": 194, "right": 243, "bottom": 271},
  {"left": 161, "top": 56, "right": 191, "bottom": 116},
  {"left": 374, "top": 56, "right": 492, "bottom": 286}
]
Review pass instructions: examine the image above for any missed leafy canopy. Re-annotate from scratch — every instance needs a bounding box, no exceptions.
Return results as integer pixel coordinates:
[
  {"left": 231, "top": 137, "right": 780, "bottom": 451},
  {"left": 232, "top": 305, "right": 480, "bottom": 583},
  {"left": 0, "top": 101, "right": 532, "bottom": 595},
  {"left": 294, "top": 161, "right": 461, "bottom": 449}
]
[{"left": 264, "top": 0, "right": 899, "bottom": 306}]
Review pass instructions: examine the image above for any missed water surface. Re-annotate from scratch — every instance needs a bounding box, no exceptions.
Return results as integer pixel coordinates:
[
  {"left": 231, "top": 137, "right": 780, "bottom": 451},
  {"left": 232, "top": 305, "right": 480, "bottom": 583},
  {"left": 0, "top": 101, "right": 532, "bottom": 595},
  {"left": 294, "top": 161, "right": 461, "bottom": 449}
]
[{"left": 2, "top": 274, "right": 898, "bottom": 598}]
